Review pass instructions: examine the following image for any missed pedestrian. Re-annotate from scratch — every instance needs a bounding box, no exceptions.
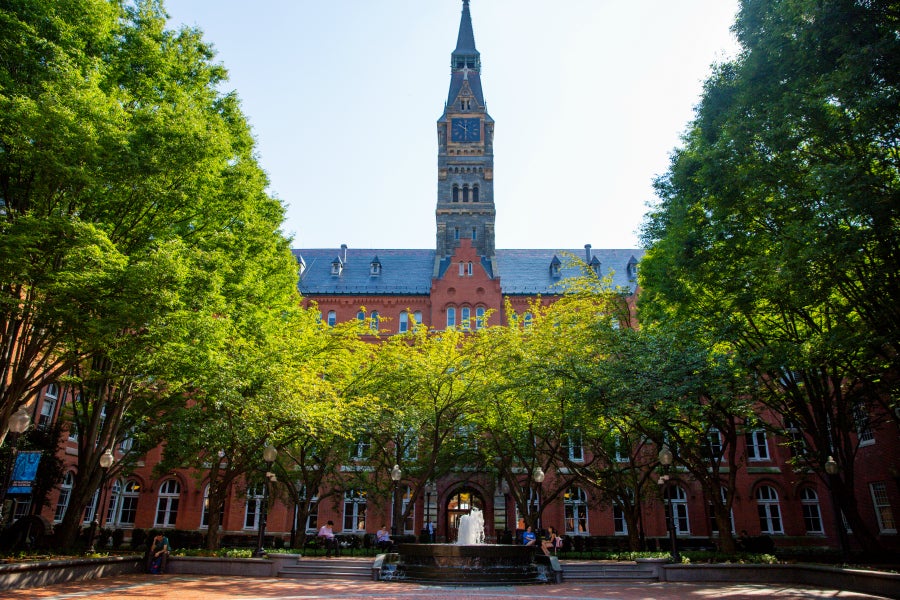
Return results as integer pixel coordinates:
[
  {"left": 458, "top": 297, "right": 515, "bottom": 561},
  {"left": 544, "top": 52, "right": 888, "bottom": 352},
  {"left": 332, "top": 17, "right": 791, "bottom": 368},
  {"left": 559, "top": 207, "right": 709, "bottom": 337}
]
[{"left": 318, "top": 520, "right": 340, "bottom": 557}]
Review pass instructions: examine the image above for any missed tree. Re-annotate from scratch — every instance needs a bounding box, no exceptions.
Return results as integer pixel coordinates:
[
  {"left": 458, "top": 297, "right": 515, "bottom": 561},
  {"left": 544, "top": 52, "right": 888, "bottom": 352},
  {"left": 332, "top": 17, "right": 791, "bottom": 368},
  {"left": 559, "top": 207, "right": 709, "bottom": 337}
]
[
  {"left": 0, "top": 0, "right": 300, "bottom": 547},
  {"left": 349, "top": 321, "right": 495, "bottom": 537},
  {"left": 640, "top": 0, "right": 900, "bottom": 553}
]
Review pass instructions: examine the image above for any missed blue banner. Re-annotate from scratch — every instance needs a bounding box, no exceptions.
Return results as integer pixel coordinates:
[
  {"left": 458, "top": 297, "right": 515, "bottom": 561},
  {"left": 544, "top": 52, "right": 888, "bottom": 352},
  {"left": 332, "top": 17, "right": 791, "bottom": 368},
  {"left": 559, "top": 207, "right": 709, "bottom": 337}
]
[{"left": 7, "top": 451, "right": 41, "bottom": 495}]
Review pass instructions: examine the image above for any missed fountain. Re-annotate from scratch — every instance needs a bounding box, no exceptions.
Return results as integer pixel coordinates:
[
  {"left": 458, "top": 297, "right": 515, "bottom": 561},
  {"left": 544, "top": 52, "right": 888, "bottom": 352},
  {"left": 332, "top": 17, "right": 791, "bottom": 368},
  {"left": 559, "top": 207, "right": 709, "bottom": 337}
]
[
  {"left": 455, "top": 507, "right": 485, "bottom": 545},
  {"left": 378, "top": 508, "right": 557, "bottom": 585}
]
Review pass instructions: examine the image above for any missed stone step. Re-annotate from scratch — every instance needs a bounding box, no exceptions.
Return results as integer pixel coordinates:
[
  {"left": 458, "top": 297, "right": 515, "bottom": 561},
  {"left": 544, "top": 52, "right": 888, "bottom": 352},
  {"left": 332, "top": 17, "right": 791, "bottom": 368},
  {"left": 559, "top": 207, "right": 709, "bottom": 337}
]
[
  {"left": 561, "top": 561, "right": 659, "bottom": 581},
  {"left": 278, "top": 558, "right": 372, "bottom": 580}
]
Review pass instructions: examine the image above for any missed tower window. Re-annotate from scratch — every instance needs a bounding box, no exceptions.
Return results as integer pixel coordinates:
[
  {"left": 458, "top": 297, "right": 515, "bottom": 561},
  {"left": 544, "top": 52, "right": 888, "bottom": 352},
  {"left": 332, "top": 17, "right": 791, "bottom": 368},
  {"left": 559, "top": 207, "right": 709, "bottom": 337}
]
[
  {"left": 473, "top": 185, "right": 479, "bottom": 202},
  {"left": 452, "top": 185, "right": 459, "bottom": 203},
  {"left": 454, "top": 228, "right": 460, "bottom": 241},
  {"left": 463, "top": 186, "right": 470, "bottom": 202},
  {"left": 471, "top": 228, "right": 477, "bottom": 241}
]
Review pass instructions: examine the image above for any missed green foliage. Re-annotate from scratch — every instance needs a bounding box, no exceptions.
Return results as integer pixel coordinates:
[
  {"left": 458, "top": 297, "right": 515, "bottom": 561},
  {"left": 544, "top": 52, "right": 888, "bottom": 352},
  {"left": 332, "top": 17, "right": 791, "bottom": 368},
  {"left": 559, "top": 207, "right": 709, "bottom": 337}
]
[
  {"left": 173, "top": 548, "right": 254, "bottom": 558},
  {"left": 639, "top": 0, "right": 899, "bottom": 552}
]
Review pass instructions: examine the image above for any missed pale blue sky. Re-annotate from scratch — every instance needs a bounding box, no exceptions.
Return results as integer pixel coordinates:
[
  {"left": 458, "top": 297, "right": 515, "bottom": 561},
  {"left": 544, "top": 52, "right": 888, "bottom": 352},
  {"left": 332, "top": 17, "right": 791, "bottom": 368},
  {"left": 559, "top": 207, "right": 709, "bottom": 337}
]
[{"left": 165, "top": 0, "right": 740, "bottom": 251}]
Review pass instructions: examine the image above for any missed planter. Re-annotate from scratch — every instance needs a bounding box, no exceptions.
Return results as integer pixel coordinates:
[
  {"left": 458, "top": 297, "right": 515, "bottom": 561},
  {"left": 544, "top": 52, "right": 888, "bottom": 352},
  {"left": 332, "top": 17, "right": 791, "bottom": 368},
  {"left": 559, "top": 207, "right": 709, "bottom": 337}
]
[
  {"left": 0, "top": 555, "right": 142, "bottom": 592},
  {"left": 167, "top": 555, "right": 276, "bottom": 577},
  {"left": 663, "top": 563, "right": 899, "bottom": 597}
]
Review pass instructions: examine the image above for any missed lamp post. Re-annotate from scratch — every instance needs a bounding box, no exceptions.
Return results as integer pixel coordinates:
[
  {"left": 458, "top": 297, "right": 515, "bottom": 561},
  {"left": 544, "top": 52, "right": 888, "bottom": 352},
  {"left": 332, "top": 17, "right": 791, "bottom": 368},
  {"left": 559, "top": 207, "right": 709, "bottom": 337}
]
[
  {"left": 424, "top": 480, "right": 437, "bottom": 542},
  {"left": 532, "top": 466, "right": 545, "bottom": 531},
  {"left": 254, "top": 445, "right": 278, "bottom": 557},
  {"left": 390, "top": 464, "right": 402, "bottom": 537},
  {"left": 825, "top": 455, "right": 850, "bottom": 560},
  {"left": 88, "top": 449, "right": 114, "bottom": 553},
  {"left": 0, "top": 408, "right": 32, "bottom": 526},
  {"left": 657, "top": 446, "right": 680, "bottom": 562}
]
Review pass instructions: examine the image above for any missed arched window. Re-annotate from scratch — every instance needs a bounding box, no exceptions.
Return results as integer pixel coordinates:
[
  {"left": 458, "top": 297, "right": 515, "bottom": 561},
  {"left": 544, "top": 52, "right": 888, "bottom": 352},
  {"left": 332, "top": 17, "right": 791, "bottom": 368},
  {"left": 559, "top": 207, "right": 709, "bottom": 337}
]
[
  {"left": 800, "top": 487, "right": 823, "bottom": 534},
  {"left": 299, "top": 485, "right": 319, "bottom": 533},
  {"left": 244, "top": 484, "right": 265, "bottom": 530},
  {"left": 399, "top": 312, "right": 409, "bottom": 333},
  {"left": 475, "top": 307, "right": 485, "bottom": 330},
  {"left": 564, "top": 487, "right": 589, "bottom": 535},
  {"left": 664, "top": 485, "right": 690, "bottom": 535},
  {"left": 452, "top": 185, "right": 459, "bottom": 203},
  {"left": 327, "top": 311, "right": 336, "bottom": 327},
  {"left": 755, "top": 485, "right": 783, "bottom": 534},
  {"left": 54, "top": 471, "right": 74, "bottom": 523},
  {"left": 370, "top": 311, "right": 379, "bottom": 331},
  {"left": 39, "top": 383, "right": 58, "bottom": 428},
  {"left": 523, "top": 312, "right": 533, "bottom": 330},
  {"left": 472, "top": 185, "right": 479, "bottom": 202},
  {"left": 709, "top": 486, "right": 734, "bottom": 535},
  {"left": 413, "top": 311, "right": 423, "bottom": 330},
  {"left": 462, "top": 185, "right": 470, "bottom": 203},
  {"left": 105, "top": 480, "right": 121, "bottom": 527},
  {"left": 357, "top": 310, "right": 366, "bottom": 322},
  {"left": 155, "top": 479, "right": 180, "bottom": 527},
  {"left": 84, "top": 486, "right": 101, "bottom": 525},
  {"left": 201, "top": 484, "right": 225, "bottom": 529},
  {"left": 343, "top": 489, "right": 367, "bottom": 532},
  {"left": 447, "top": 307, "right": 456, "bottom": 328},
  {"left": 461, "top": 307, "right": 471, "bottom": 330}
]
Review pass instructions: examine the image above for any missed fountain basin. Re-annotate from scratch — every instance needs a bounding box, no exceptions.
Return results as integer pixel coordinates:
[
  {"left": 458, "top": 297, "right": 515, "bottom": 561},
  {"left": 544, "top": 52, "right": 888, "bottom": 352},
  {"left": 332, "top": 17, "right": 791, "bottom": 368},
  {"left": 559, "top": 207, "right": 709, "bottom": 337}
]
[{"left": 382, "top": 543, "right": 553, "bottom": 584}]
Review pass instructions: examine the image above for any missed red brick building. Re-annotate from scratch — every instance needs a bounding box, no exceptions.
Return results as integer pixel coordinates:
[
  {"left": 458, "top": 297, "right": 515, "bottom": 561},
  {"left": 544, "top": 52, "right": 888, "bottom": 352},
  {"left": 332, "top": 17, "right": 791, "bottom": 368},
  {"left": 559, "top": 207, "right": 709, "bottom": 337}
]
[{"left": 9, "top": 0, "right": 898, "bottom": 556}]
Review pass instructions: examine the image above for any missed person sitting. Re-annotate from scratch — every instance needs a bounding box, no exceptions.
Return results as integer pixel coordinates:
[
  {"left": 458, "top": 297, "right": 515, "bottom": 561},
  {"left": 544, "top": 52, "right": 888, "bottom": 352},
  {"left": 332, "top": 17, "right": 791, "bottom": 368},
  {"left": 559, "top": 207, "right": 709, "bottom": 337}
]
[
  {"left": 541, "top": 526, "right": 560, "bottom": 556},
  {"left": 522, "top": 526, "right": 536, "bottom": 546},
  {"left": 318, "top": 520, "right": 340, "bottom": 558},
  {"left": 376, "top": 524, "right": 393, "bottom": 552},
  {"left": 147, "top": 533, "right": 169, "bottom": 574}
]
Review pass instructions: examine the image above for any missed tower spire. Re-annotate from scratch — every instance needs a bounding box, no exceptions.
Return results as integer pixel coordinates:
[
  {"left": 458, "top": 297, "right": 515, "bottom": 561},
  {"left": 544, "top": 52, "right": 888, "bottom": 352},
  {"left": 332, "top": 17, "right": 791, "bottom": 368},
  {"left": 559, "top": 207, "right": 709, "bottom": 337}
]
[{"left": 453, "top": 0, "right": 479, "bottom": 60}]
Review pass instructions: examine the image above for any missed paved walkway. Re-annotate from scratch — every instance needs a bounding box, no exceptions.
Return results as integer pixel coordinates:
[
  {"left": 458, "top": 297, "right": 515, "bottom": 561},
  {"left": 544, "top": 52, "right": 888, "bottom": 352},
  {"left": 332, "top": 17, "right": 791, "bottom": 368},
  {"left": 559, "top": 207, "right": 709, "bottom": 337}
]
[{"left": 17, "top": 574, "right": 894, "bottom": 600}]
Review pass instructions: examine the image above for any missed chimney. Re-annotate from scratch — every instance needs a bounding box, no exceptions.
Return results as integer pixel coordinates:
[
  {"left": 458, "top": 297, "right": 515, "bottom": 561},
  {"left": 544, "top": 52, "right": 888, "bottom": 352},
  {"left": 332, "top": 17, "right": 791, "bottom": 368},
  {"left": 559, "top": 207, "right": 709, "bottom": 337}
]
[
  {"left": 584, "top": 244, "right": 592, "bottom": 262},
  {"left": 341, "top": 244, "right": 348, "bottom": 263}
]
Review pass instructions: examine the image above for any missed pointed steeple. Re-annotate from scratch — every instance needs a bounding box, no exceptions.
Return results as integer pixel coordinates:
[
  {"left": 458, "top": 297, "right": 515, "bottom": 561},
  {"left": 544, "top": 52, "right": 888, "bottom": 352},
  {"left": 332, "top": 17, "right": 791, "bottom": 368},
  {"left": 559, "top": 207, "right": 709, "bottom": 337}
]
[
  {"left": 447, "top": 0, "right": 485, "bottom": 109},
  {"left": 453, "top": 0, "right": 479, "bottom": 61}
]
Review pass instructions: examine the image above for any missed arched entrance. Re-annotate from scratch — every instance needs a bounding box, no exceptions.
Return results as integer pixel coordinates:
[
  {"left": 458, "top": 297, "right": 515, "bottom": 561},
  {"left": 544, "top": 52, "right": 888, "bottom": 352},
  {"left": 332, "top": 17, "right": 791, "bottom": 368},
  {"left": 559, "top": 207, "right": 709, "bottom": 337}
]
[{"left": 445, "top": 487, "right": 484, "bottom": 543}]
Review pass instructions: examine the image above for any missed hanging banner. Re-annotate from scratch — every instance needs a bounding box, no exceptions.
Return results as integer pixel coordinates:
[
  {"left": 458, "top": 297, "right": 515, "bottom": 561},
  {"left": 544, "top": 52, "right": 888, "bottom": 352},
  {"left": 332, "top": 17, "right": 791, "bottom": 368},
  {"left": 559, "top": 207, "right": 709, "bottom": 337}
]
[{"left": 7, "top": 451, "right": 42, "bottom": 494}]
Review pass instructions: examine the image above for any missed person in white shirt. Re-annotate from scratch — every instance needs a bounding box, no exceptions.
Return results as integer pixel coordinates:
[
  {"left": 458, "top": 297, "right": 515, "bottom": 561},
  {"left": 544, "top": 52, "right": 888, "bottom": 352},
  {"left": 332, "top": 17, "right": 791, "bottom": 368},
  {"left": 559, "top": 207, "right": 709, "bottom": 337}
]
[
  {"left": 376, "top": 524, "right": 392, "bottom": 551},
  {"left": 318, "top": 520, "right": 339, "bottom": 557}
]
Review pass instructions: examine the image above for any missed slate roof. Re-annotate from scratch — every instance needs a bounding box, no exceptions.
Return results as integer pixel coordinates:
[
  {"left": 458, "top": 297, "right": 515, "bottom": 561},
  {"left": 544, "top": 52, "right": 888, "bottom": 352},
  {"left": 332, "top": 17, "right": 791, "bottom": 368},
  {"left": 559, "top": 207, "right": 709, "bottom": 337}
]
[
  {"left": 494, "top": 248, "right": 644, "bottom": 295},
  {"left": 295, "top": 249, "right": 435, "bottom": 295},
  {"left": 294, "top": 247, "right": 644, "bottom": 296}
]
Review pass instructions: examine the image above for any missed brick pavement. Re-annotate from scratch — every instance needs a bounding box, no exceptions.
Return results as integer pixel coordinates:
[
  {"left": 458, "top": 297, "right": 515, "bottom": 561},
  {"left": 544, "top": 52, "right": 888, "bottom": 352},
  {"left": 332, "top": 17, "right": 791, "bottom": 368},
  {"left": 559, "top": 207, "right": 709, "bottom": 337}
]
[{"left": 14, "top": 574, "right": 895, "bottom": 600}]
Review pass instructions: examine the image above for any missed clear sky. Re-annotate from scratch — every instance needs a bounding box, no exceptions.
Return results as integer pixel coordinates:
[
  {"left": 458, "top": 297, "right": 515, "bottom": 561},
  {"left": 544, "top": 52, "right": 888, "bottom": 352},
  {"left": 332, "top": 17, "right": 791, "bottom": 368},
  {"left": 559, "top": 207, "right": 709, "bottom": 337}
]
[{"left": 164, "top": 0, "right": 741, "bottom": 251}]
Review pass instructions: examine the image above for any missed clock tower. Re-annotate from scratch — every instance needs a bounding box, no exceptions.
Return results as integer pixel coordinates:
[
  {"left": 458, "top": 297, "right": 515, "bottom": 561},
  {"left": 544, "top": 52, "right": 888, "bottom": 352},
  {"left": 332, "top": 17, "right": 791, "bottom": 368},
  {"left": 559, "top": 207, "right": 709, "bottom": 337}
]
[{"left": 436, "top": 0, "right": 495, "bottom": 262}]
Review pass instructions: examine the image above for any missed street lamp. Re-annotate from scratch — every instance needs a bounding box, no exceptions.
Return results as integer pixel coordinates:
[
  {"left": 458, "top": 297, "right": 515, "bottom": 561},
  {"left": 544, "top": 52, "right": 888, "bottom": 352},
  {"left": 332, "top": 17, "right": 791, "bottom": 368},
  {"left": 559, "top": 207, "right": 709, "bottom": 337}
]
[
  {"left": 88, "top": 449, "right": 115, "bottom": 553},
  {"left": 424, "top": 480, "right": 437, "bottom": 542},
  {"left": 532, "top": 466, "right": 545, "bottom": 531},
  {"left": 390, "top": 464, "right": 402, "bottom": 537},
  {"left": 254, "top": 445, "right": 278, "bottom": 557},
  {"left": 658, "top": 446, "right": 679, "bottom": 562},
  {"left": 824, "top": 455, "right": 850, "bottom": 560},
  {"left": 0, "top": 408, "right": 32, "bottom": 526}
]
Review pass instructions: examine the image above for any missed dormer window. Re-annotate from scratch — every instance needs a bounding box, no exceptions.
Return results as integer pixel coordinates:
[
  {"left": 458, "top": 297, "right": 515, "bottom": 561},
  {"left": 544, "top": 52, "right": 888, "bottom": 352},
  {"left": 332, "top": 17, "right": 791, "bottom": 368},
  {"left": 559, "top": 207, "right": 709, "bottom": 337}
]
[
  {"left": 626, "top": 257, "right": 639, "bottom": 281},
  {"left": 550, "top": 255, "right": 562, "bottom": 278},
  {"left": 331, "top": 256, "right": 343, "bottom": 276},
  {"left": 590, "top": 256, "right": 601, "bottom": 277},
  {"left": 370, "top": 256, "right": 382, "bottom": 276}
]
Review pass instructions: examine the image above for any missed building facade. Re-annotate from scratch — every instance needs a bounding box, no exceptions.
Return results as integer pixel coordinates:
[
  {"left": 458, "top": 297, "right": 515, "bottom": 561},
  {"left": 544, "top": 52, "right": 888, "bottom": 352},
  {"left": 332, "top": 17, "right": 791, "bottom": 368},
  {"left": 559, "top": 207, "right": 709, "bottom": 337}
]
[{"left": 8, "top": 0, "right": 898, "bottom": 555}]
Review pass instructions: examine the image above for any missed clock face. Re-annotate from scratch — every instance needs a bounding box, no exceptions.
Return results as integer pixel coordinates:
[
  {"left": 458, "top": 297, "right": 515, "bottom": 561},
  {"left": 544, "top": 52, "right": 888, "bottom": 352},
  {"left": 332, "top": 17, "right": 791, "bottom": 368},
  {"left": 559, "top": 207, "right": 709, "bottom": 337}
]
[{"left": 451, "top": 118, "right": 481, "bottom": 142}]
